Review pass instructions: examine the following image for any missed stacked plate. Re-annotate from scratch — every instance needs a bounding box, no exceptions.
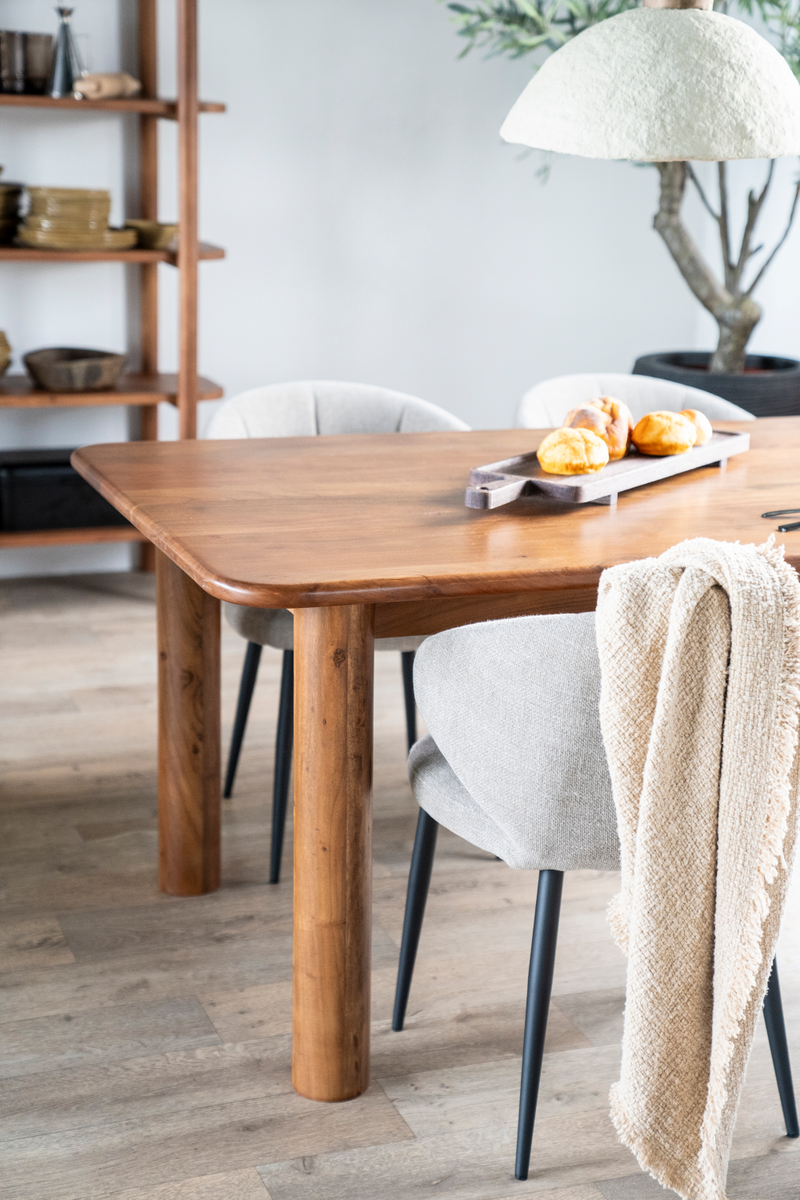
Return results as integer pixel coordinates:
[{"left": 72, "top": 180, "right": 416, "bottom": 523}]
[
  {"left": 18, "top": 187, "right": 137, "bottom": 251},
  {"left": 0, "top": 182, "right": 22, "bottom": 245}
]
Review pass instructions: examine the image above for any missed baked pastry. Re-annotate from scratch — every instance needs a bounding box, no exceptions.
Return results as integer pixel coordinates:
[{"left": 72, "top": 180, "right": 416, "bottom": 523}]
[
  {"left": 631, "top": 410, "right": 697, "bottom": 456},
  {"left": 680, "top": 408, "right": 713, "bottom": 446},
  {"left": 537, "top": 427, "right": 609, "bottom": 475},
  {"left": 564, "top": 396, "right": 633, "bottom": 461}
]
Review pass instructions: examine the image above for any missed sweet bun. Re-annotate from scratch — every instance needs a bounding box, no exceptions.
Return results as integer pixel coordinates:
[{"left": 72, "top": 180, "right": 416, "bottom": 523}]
[
  {"left": 564, "top": 397, "right": 632, "bottom": 461},
  {"left": 579, "top": 396, "right": 634, "bottom": 461},
  {"left": 680, "top": 408, "right": 713, "bottom": 446},
  {"left": 632, "top": 410, "right": 697, "bottom": 456},
  {"left": 537, "top": 427, "right": 609, "bottom": 475},
  {"left": 564, "top": 404, "right": 609, "bottom": 442}
]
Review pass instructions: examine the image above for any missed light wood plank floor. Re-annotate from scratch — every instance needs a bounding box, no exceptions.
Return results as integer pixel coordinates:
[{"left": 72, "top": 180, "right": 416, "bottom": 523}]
[{"left": 0, "top": 573, "right": 798, "bottom": 1200}]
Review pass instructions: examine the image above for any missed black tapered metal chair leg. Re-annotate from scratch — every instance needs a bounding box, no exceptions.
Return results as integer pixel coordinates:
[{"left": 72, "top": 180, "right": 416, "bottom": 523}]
[
  {"left": 223, "top": 642, "right": 262, "bottom": 799},
  {"left": 516, "top": 869, "right": 564, "bottom": 1181},
  {"left": 764, "top": 958, "right": 799, "bottom": 1137},
  {"left": 392, "top": 808, "right": 439, "bottom": 1031},
  {"left": 269, "top": 650, "right": 294, "bottom": 884},
  {"left": 401, "top": 650, "right": 417, "bottom": 752}
]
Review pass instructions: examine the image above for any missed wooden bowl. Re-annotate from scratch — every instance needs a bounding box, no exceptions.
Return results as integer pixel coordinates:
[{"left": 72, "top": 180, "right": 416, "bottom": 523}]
[
  {"left": 24, "top": 347, "right": 125, "bottom": 392},
  {"left": 125, "top": 219, "right": 178, "bottom": 249}
]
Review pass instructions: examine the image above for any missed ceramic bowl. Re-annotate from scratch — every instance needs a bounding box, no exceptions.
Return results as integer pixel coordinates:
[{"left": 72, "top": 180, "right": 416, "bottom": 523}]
[
  {"left": 25, "top": 214, "right": 109, "bottom": 232},
  {"left": 17, "top": 227, "right": 137, "bottom": 251},
  {"left": 125, "top": 219, "right": 179, "bottom": 249},
  {"left": 24, "top": 347, "right": 125, "bottom": 392},
  {"left": 27, "top": 187, "right": 110, "bottom": 201},
  {"left": 27, "top": 199, "right": 111, "bottom": 220}
]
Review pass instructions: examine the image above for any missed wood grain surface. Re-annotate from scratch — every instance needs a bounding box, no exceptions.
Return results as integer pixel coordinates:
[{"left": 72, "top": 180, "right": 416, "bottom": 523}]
[
  {"left": 72, "top": 418, "right": 799, "bottom": 609},
  {"left": 292, "top": 605, "right": 375, "bottom": 1101},
  {"left": 156, "top": 551, "right": 221, "bottom": 895}
]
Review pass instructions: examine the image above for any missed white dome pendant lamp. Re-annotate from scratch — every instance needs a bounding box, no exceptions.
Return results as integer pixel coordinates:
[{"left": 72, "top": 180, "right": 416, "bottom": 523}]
[{"left": 500, "top": 0, "right": 800, "bottom": 162}]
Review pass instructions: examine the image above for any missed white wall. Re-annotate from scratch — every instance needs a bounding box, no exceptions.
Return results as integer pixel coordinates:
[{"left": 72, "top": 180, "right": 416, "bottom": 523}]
[{"left": 1, "top": 0, "right": 795, "bottom": 577}]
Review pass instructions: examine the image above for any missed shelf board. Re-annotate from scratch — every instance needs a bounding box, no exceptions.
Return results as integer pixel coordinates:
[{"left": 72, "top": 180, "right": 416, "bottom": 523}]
[
  {"left": 0, "top": 94, "right": 225, "bottom": 118},
  {"left": 0, "top": 525, "right": 145, "bottom": 548},
  {"left": 0, "top": 374, "right": 224, "bottom": 408},
  {"left": 0, "top": 243, "right": 225, "bottom": 265}
]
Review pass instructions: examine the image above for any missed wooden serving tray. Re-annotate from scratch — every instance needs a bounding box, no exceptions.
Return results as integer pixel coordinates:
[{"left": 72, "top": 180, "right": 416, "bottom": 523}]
[{"left": 465, "top": 429, "right": 750, "bottom": 509}]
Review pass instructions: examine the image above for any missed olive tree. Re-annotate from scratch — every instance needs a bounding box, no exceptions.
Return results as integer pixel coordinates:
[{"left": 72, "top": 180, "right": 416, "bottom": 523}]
[{"left": 448, "top": 0, "right": 800, "bottom": 372}]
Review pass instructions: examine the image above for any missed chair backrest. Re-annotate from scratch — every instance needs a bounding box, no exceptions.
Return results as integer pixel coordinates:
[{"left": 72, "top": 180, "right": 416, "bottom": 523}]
[
  {"left": 206, "top": 380, "right": 470, "bottom": 439},
  {"left": 412, "top": 610, "right": 618, "bottom": 871},
  {"left": 517, "top": 372, "right": 755, "bottom": 428}
]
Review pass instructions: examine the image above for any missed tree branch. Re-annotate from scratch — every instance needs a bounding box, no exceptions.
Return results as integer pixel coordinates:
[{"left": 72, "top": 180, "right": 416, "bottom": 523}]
[
  {"left": 745, "top": 173, "right": 800, "bottom": 297},
  {"left": 718, "top": 162, "right": 733, "bottom": 289},
  {"left": 653, "top": 162, "right": 734, "bottom": 317},
  {"left": 733, "top": 159, "right": 775, "bottom": 290},
  {"left": 686, "top": 163, "right": 720, "bottom": 223}
]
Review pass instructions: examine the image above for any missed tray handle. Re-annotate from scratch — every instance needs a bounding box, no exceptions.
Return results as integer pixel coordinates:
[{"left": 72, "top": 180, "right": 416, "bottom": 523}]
[{"left": 465, "top": 476, "right": 532, "bottom": 510}]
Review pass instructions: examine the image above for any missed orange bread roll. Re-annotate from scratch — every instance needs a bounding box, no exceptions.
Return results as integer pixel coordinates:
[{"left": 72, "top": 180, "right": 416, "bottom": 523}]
[
  {"left": 537, "top": 427, "right": 609, "bottom": 475},
  {"left": 564, "top": 396, "right": 633, "bottom": 461},
  {"left": 680, "top": 408, "right": 713, "bottom": 446},
  {"left": 632, "top": 410, "right": 697, "bottom": 456}
]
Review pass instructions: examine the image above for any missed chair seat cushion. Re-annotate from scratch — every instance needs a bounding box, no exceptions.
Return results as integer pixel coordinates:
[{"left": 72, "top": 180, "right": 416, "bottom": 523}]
[
  {"left": 409, "top": 735, "right": 522, "bottom": 864},
  {"left": 410, "top": 611, "right": 620, "bottom": 872},
  {"left": 410, "top": 735, "right": 619, "bottom": 871},
  {"left": 223, "top": 602, "right": 425, "bottom": 653}
]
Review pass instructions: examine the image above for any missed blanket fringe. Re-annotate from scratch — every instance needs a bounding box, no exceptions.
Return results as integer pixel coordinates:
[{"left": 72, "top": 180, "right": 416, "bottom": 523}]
[
  {"left": 698, "top": 538, "right": 800, "bottom": 1194},
  {"left": 610, "top": 1085, "right": 725, "bottom": 1200}
]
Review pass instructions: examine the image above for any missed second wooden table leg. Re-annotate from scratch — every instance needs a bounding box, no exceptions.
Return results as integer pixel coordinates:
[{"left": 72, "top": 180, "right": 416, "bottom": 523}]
[
  {"left": 156, "top": 550, "right": 221, "bottom": 896},
  {"left": 292, "top": 603, "right": 375, "bottom": 1101}
]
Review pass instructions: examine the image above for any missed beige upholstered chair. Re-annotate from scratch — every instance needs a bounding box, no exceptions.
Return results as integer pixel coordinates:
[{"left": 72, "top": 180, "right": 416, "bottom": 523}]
[
  {"left": 518, "top": 371, "right": 755, "bottom": 428},
  {"left": 393, "top": 612, "right": 798, "bottom": 1180},
  {"left": 205, "top": 380, "right": 469, "bottom": 883}
]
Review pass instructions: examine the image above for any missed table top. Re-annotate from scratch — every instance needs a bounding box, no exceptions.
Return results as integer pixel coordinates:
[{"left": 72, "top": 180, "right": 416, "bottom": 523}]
[{"left": 73, "top": 418, "right": 800, "bottom": 607}]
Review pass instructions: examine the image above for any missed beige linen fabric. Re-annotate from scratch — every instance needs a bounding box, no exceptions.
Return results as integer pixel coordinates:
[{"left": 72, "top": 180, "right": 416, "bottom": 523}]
[{"left": 596, "top": 537, "right": 800, "bottom": 1200}]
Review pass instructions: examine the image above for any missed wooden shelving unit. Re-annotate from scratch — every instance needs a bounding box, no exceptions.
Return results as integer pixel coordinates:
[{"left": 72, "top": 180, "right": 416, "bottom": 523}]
[{"left": 0, "top": 0, "right": 224, "bottom": 561}]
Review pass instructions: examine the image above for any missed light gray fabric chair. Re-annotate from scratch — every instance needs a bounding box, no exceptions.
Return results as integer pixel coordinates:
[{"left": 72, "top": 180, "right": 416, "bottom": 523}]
[
  {"left": 392, "top": 612, "right": 797, "bottom": 1180},
  {"left": 518, "top": 372, "right": 754, "bottom": 428},
  {"left": 204, "top": 380, "right": 470, "bottom": 883}
]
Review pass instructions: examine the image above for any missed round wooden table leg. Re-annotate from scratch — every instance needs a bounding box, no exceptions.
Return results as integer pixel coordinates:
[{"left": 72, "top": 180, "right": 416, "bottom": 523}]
[
  {"left": 292, "top": 603, "right": 375, "bottom": 1101},
  {"left": 156, "top": 549, "right": 221, "bottom": 896}
]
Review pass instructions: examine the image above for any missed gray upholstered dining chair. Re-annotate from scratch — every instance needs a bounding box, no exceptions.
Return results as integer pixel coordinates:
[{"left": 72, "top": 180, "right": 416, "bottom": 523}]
[
  {"left": 392, "top": 612, "right": 798, "bottom": 1180},
  {"left": 204, "top": 380, "right": 470, "bottom": 884},
  {"left": 518, "top": 372, "right": 755, "bottom": 428}
]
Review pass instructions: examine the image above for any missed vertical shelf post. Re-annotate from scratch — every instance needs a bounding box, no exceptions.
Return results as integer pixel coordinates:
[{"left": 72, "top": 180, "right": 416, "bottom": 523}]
[
  {"left": 177, "top": 0, "right": 199, "bottom": 440},
  {"left": 138, "top": 0, "right": 159, "bottom": 571}
]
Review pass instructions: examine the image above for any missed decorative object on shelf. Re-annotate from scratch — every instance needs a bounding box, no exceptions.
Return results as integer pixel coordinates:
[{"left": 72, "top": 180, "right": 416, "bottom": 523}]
[
  {"left": 125, "top": 219, "right": 178, "bottom": 249},
  {"left": 0, "top": 30, "right": 26, "bottom": 93},
  {"left": 24, "top": 346, "right": 125, "bottom": 392},
  {"left": 449, "top": 0, "right": 800, "bottom": 385},
  {"left": 0, "top": 181, "right": 23, "bottom": 244},
  {"left": 73, "top": 72, "right": 140, "bottom": 100},
  {"left": 17, "top": 186, "right": 136, "bottom": 250},
  {"left": 0, "top": 331, "right": 11, "bottom": 375},
  {"left": 23, "top": 34, "right": 54, "bottom": 94},
  {"left": 48, "top": 6, "right": 84, "bottom": 99},
  {"left": 0, "top": 31, "right": 53, "bottom": 94}
]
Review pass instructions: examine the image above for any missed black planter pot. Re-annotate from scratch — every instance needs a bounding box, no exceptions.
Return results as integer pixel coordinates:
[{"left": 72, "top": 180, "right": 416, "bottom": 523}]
[{"left": 632, "top": 352, "right": 800, "bottom": 418}]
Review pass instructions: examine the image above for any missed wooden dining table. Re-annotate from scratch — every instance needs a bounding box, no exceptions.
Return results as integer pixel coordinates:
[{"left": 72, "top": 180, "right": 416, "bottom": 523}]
[{"left": 72, "top": 415, "right": 800, "bottom": 1105}]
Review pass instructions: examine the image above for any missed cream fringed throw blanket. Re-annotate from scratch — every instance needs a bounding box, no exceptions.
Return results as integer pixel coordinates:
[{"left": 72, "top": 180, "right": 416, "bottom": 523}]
[{"left": 595, "top": 537, "right": 800, "bottom": 1200}]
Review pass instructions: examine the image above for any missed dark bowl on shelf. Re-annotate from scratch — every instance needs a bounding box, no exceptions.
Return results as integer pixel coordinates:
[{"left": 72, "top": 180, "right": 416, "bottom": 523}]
[{"left": 24, "top": 347, "right": 125, "bottom": 392}]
